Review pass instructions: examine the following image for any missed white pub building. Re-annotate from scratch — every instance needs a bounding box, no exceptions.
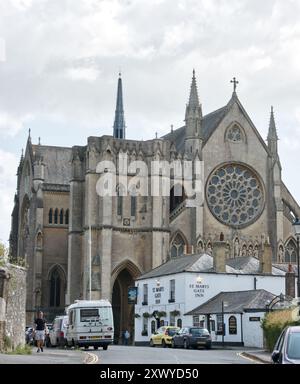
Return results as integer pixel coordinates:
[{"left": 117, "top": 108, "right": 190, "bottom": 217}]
[{"left": 134, "top": 245, "right": 295, "bottom": 348}]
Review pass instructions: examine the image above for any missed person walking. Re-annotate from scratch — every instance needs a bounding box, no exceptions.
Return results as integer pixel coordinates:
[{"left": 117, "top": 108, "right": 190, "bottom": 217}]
[
  {"left": 124, "top": 329, "right": 130, "bottom": 346},
  {"left": 33, "top": 311, "right": 48, "bottom": 353}
]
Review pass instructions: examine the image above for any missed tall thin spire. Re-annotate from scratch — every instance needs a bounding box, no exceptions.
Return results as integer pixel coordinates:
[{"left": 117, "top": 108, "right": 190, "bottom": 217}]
[
  {"left": 267, "top": 106, "right": 279, "bottom": 156},
  {"left": 187, "top": 69, "right": 201, "bottom": 111},
  {"left": 113, "top": 73, "right": 126, "bottom": 139},
  {"left": 268, "top": 106, "right": 278, "bottom": 141},
  {"left": 185, "top": 69, "right": 202, "bottom": 137}
]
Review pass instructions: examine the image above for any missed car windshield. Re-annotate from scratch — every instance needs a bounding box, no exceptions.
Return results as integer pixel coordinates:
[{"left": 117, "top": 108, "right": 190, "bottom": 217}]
[
  {"left": 168, "top": 328, "right": 179, "bottom": 336},
  {"left": 191, "top": 328, "right": 209, "bottom": 336},
  {"left": 287, "top": 332, "right": 300, "bottom": 360}
]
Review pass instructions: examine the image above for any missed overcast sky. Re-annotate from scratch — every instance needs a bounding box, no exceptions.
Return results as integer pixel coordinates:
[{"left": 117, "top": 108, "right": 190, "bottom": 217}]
[{"left": 0, "top": 0, "right": 300, "bottom": 244}]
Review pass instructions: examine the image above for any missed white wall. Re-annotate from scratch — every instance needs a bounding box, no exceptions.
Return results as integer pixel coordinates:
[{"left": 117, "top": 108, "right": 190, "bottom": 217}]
[{"left": 243, "top": 312, "right": 265, "bottom": 348}]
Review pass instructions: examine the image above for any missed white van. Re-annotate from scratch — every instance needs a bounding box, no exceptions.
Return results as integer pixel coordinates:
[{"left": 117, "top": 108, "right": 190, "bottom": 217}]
[{"left": 66, "top": 300, "right": 114, "bottom": 350}]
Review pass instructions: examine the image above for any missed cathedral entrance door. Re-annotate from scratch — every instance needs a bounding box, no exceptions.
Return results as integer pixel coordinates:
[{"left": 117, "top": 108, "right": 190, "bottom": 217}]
[{"left": 112, "top": 268, "right": 135, "bottom": 345}]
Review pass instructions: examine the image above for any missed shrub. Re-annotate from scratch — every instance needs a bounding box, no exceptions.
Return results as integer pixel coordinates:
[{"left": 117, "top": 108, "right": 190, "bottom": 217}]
[{"left": 261, "top": 309, "right": 300, "bottom": 351}]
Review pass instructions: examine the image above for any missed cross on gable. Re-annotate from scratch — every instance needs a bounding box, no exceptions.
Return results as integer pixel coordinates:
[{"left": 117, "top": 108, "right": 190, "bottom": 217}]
[{"left": 230, "top": 77, "right": 239, "bottom": 92}]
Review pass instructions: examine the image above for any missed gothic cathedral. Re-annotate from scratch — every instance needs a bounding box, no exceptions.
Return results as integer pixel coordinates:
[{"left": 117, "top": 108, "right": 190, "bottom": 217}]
[{"left": 10, "top": 72, "right": 300, "bottom": 336}]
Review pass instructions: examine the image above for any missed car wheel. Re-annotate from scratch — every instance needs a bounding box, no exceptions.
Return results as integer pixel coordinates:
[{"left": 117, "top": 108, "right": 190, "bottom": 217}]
[
  {"left": 205, "top": 344, "right": 211, "bottom": 350},
  {"left": 103, "top": 345, "right": 108, "bottom": 351},
  {"left": 171, "top": 340, "right": 176, "bottom": 349},
  {"left": 162, "top": 340, "right": 167, "bottom": 348},
  {"left": 150, "top": 339, "right": 154, "bottom": 347},
  {"left": 94, "top": 346, "right": 98, "bottom": 350},
  {"left": 184, "top": 340, "right": 189, "bottom": 349}
]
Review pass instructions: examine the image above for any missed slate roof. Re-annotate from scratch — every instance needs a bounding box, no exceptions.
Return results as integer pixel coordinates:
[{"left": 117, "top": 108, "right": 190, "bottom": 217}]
[
  {"left": 162, "top": 105, "right": 227, "bottom": 151},
  {"left": 185, "top": 289, "right": 276, "bottom": 315},
  {"left": 137, "top": 253, "right": 285, "bottom": 280},
  {"left": 32, "top": 145, "right": 73, "bottom": 185},
  {"left": 273, "top": 264, "right": 299, "bottom": 277}
]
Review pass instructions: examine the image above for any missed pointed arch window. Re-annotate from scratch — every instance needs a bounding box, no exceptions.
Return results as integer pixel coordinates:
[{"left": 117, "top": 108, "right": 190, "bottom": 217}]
[
  {"left": 54, "top": 209, "right": 59, "bottom": 224},
  {"left": 285, "top": 239, "right": 297, "bottom": 263},
  {"left": 170, "top": 233, "right": 186, "bottom": 258},
  {"left": 117, "top": 185, "right": 125, "bottom": 216},
  {"left": 59, "top": 209, "right": 64, "bottom": 224},
  {"left": 49, "top": 209, "right": 53, "bottom": 224},
  {"left": 229, "top": 316, "right": 237, "bottom": 335},
  {"left": 50, "top": 268, "right": 61, "bottom": 307},
  {"left": 65, "top": 209, "right": 69, "bottom": 225},
  {"left": 131, "top": 190, "right": 137, "bottom": 217}
]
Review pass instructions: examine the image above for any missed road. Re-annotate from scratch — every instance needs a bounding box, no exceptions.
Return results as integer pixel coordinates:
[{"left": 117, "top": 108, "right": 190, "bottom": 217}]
[
  {"left": 0, "top": 345, "right": 260, "bottom": 364},
  {"left": 93, "top": 345, "right": 256, "bottom": 364}
]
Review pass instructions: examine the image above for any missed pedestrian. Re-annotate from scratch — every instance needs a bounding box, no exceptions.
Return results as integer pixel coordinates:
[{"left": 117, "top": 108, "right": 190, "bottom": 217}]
[
  {"left": 33, "top": 311, "right": 48, "bottom": 353},
  {"left": 124, "top": 329, "right": 130, "bottom": 346}
]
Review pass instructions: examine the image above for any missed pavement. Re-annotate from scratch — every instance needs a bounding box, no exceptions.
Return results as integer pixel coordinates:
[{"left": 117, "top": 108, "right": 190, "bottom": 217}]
[
  {"left": 0, "top": 347, "right": 86, "bottom": 364},
  {"left": 240, "top": 350, "right": 272, "bottom": 364}
]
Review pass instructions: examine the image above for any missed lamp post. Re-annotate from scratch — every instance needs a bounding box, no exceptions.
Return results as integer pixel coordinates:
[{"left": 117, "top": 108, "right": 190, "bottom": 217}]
[
  {"left": 221, "top": 301, "right": 228, "bottom": 347},
  {"left": 292, "top": 218, "right": 300, "bottom": 303}
]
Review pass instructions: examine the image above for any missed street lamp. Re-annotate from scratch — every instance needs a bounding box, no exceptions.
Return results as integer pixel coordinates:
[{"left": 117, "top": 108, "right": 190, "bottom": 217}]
[{"left": 292, "top": 217, "right": 300, "bottom": 303}]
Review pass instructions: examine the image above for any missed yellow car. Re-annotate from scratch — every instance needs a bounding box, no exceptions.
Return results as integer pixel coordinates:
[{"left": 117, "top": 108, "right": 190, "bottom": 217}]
[{"left": 149, "top": 326, "right": 180, "bottom": 348}]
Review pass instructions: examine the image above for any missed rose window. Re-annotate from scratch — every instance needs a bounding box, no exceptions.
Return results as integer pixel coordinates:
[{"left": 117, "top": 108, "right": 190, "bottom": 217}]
[
  {"left": 206, "top": 164, "right": 264, "bottom": 228},
  {"left": 226, "top": 125, "right": 243, "bottom": 142}
]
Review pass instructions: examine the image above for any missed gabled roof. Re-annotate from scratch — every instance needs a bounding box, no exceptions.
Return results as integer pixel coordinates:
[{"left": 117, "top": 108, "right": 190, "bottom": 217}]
[
  {"left": 162, "top": 93, "right": 271, "bottom": 156},
  {"left": 185, "top": 289, "right": 275, "bottom": 315},
  {"left": 136, "top": 253, "right": 285, "bottom": 280}
]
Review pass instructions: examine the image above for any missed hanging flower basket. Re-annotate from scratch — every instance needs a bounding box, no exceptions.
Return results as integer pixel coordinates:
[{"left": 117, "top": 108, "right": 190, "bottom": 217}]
[
  {"left": 134, "top": 313, "right": 141, "bottom": 318},
  {"left": 170, "top": 310, "right": 181, "bottom": 317},
  {"left": 143, "top": 312, "right": 151, "bottom": 318},
  {"left": 157, "top": 311, "right": 167, "bottom": 318}
]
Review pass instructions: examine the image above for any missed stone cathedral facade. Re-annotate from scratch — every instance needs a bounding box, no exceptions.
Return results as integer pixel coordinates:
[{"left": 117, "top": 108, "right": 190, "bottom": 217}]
[{"left": 10, "top": 72, "right": 300, "bottom": 336}]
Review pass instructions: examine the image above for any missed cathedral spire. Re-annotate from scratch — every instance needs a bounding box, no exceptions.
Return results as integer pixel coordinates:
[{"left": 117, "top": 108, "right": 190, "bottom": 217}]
[
  {"left": 267, "top": 106, "right": 279, "bottom": 155},
  {"left": 185, "top": 69, "right": 202, "bottom": 138},
  {"left": 113, "top": 72, "right": 126, "bottom": 139}
]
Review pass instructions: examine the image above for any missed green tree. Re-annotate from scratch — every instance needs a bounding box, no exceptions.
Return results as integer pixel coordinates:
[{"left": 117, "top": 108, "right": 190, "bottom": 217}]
[{"left": 0, "top": 241, "right": 9, "bottom": 265}]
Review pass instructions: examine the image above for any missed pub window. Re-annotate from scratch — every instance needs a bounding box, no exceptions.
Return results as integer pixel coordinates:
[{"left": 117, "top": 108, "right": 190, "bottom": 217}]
[
  {"left": 229, "top": 316, "right": 237, "bottom": 335},
  {"left": 210, "top": 319, "right": 216, "bottom": 332},
  {"left": 142, "top": 317, "right": 148, "bottom": 336},
  {"left": 170, "top": 313, "right": 175, "bottom": 327},
  {"left": 193, "top": 315, "right": 200, "bottom": 327},
  {"left": 216, "top": 314, "right": 223, "bottom": 335},
  {"left": 54, "top": 208, "right": 59, "bottom": 224},
  {"left": 49, "top": 209, "right": 53, "bottom": 224},
  {"left": 169, "top": 279, "right": 175, "bottom": 302},
  {"left": 177, "top": 318, "right": 182, "bottom": 328},
  {"left": 151, "top": 320, "right": 156, "bottom": 335},
  {"left": 143, "top": 284, "right": 148, "bottom": 305},
  {"left": 59, "top": 209, "right": 64, "bottom": 224}
]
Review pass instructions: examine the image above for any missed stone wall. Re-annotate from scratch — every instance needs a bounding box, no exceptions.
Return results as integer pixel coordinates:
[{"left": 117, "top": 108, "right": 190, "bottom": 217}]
[{"left": 0, "top": 264, "right": 26, "bottom": 351}]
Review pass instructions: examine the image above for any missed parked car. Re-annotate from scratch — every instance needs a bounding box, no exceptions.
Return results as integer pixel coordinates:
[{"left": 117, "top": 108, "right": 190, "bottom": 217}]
[
  {"left": 149, "top": 326, "right": 180, "bottom": 348},
  {"left": 49, "top": 316, "right": 69, "bottom": 347},
  {"left": 172, "top": 327, "right": 212, "bottom": 349},
  {"left": 272, "top": 326, "right": 300, "bottom": 364}
]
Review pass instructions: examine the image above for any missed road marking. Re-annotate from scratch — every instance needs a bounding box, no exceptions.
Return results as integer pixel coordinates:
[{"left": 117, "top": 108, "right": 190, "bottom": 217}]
[{"left": 84, "top": 352, "right": 98, "bottom": 364}]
